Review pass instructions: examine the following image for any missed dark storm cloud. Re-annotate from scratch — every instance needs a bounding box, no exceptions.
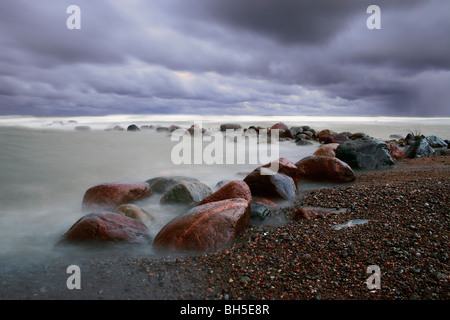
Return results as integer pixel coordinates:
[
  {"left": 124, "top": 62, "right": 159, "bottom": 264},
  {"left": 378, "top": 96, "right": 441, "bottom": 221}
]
[{"left": 0, "top": 0, "right": 448, "bottom": 116}]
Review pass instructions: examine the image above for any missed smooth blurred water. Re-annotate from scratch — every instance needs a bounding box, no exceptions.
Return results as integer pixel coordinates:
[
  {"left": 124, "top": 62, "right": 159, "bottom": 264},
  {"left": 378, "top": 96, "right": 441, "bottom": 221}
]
[{"left": 0, "top": 115, "right": 449, "bottom": 264}]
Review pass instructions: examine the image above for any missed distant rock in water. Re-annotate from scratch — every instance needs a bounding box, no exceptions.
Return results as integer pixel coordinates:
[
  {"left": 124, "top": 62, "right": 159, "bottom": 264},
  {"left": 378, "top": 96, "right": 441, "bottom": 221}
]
[
  {"left": 75, "top": 126, "right": 91, "bottom": 131},
  {"left": 335, "top": 137, "right": 395, "bottom": 170},
  {"left": 220, "top": 123, "right": 241, "bottom": 131},
  {"left": 127, "top": 124, "right": 140, "bottom": 131},
  {"left": 60, "top": 212, "right": 151, "bottom": 244},
  {"left": 153, "top": 198, "right": 250, "bottom": 252},
  {"left": 405, "top": 138, "right": 435, "bottom": 158},
  {"left": 82, "top": 181, "right": 152, "bottom": 212}
]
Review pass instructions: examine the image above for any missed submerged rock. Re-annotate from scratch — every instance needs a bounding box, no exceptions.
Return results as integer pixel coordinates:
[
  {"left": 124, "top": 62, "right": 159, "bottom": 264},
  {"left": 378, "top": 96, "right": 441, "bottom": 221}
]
[
  {"left": 153, "top": 198, "right": 250, "bottom": 252},
  {"left": 82, "top": 181, "right": 152, "bottom": 212},
  {"left": 113, "top": 204, "right": 154, "bottom": 223},
  {"left": 60, "top": 212, "right": 151, "bottom": 244},
  {"left": 220, "top": 123, "right": 241, "bottom": 131}
]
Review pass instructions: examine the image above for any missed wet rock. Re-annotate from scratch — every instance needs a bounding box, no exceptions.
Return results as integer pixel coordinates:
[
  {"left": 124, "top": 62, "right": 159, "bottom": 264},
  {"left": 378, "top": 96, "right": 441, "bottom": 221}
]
[
  {"left": 293, "top": 207, "right": 331, "bottom": 220},
  {"left": 113, "top": 204, "right": 154, "bottom": 223},
  {"left": 127, "top": 124, "right": 140, "bottom": 131},
  {"left": 271, "top": 122, "right": 288, "bottom": 131},
  {"left": 153, "top": 198, "right": 250, "bottom": 252},
  {"left": 323, "top": 134, "right": 349, "bottom": 145},
  {"left": 199, "top": 180, "right": 252, "bottom": 205},
  {"left": 160, "top": 181, "right": 212, "bottom": 206},
  {"left": 317, "top": 129, "right": 336, "bottom": 143},
  {"left": 289, "top": 126, "right": 304, "bottom": 138},
  {"left": 335, "top": 137, "right": 395, "bottom": 170},
  {"left": 295, "top": 156, "right": 356, "bottom": 183},
  {"left": 252, "top": 197, "right": 278, "bottom": 208},
  {"left": 156, "top": 127, "right": 169, "bottom": 132},
  {"left": 405, "top": 138, "right": 435, "bottom": 158},
  {"left": 75, "top": 126, "right": 91, "bottom": 131},
  {"left": 146, "top": 176, "right": 200, "bottom": 194},
  {"left": 169, "top": 125, "right": 182, "bottom": 132},
  {"left": 250, "top": 203, "right": 272, "bottom": 223},
  {"left": 60, "top": 212, "right": 151, "bottom": 244},
  {"left": 220, "top": 123, "right": 241, "bottom": 131},
  {"left": 82, "top": 181, "right": 152, "bottom": 212},
  {"left": 313, "top": 143, "right": 340, "bottom": 157}
]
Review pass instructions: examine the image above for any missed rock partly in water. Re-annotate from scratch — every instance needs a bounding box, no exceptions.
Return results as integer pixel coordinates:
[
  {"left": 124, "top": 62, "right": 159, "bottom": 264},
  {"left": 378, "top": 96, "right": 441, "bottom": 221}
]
[
  {"left": 250, "top": 203, "right": 272, "bottom": 224},
  {"left": 295, "top": 156, "right": 356, "bottom": 183},
  {"left": 146, "top": 176, "right": 200, "bottom": 194},
  {"left": 220, "top": 123, "right": 241, "bottom": 131},
  {"left": 60, "top": 212, "right": 151, "bottom": 244},
  {"left": 160, "top": 181, "right": 212, "bottom": 206},
  {"left": 113, "top": 204, "right": 154, "bottom": 223},
  {"left": 313, "top": 143, "right": 340, "bottom": 157},
  {"left": 82, "top": 181, "right": 152, "bottom": 212},
  {"left": 405, "top": 138, "right": 436, "bottom": 158},
  {"left": 198, "top": 180, "right": 252, "bottom": 205},
  {"left": 127, "top": 124, "right": 140, "bottom": 131},
  {"left": 153, "top": 198, "right": 250, "bottom": 252},
  {"left": 335, "top": 137, "right": 395, "bottom": 170}
]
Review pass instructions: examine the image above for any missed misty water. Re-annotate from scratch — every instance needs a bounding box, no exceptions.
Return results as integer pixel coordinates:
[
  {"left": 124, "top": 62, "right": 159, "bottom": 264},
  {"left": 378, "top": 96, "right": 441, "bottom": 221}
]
[{"left": 0, "top": 115, "right": 449, "bottom": 267}]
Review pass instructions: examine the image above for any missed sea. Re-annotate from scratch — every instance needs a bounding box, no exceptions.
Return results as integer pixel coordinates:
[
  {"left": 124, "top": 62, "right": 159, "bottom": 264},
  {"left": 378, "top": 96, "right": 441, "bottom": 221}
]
[{"left": 0, "top": 114, "right": 449, "bottom": 267}]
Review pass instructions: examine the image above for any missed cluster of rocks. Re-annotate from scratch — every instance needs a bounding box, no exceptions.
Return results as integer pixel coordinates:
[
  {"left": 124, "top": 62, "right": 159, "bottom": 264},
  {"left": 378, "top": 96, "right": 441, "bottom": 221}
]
[{"left": 59, "top": 122, "right": 449, "bottom": 254}]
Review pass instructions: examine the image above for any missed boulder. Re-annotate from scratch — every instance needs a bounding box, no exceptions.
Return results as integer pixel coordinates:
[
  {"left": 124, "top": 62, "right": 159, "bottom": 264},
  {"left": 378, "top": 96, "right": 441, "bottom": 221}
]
[
  {"left": 387, "top": 143, "right": 407, "bottom": 161},
  {"left": 317, "top": 129, "right": 336, "bottom": 143},
  {"left": 75, "top": 126, "right": 91, "bottom": 131},
  {"left": 295, "top": 156, "right": 356, "bottom": 183},
  {"left": 271, "top": 122, "right": 288, "bottom": 131},
  {"left": 198, "top": 180, "right": 252, "bottom": 205},
  {"left": 160, "top": 181, "right": 212, "bottom": 206},
  {"left": 153, "top": 198, "right": 250, "bottom": 252},
  {"left": 405, "top": 138, "right": 435, "bottom": 158},
  {"left": 220, "top": 123, "right": 241, "bottom": 131},
  {"left": 146, "top": 176, "right": 200, "bottom": 194},
  {"left": 113, "top": 204, "right": 154, "bottom": 223},
  {"left": 60, "top": 212, "right": 151, "bottom": 244},
  {"left": 243, "top": 170, "right": 296, "bottom": 200},
  {"left": 156, "top": 127, "right": 169, "bottom": 132},
  {"left": 425, "top": 135, "right": 448, "bottom": 148},
  {"left": 289, "top": 126, "right": 304, "bottom": 138},
  {"left": 82, "top": 181, "right": 152, "bottom": 212},
  {"left": 323, "top": 134, "right": 349, "bottom": 144},
  {"left": 127, "top": 124, "right": 140, "bottom": 131},
  {"left": 313, "top": 143, "right": 340, "bottom": 157},
  {"left": 335, "top": 137, "right": 395, "bottom": 170}
]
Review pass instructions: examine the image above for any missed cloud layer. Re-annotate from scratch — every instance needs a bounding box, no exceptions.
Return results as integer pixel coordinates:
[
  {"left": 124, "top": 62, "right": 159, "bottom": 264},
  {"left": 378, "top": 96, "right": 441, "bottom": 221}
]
[{"left": 0, "top": 0, "right": 448, "bottom": 116}]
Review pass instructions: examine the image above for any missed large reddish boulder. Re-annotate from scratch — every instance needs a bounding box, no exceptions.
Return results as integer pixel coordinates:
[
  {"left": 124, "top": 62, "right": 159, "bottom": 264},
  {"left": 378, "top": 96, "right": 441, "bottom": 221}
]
[
  {"left": 60, "top": 212, "right": 151, "bottom": 244},
  {"left": 198, "top": 180, "right": 252, "bottom": 205},
  {"left": 295, "top": 156, "right": 356, "bottom": 183},
  {"left": 317, "top": 129, "right": 336, "bottom": 143},
  {"left": 153, "top": 198, "right": 250, "bottom": 252},
  {"left": 82, "top": 181, "right": 152, "bottom": 212}
]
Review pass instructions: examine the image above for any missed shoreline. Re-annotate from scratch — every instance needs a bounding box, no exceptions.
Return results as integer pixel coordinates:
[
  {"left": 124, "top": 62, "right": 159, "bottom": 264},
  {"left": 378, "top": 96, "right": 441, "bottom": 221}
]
[{"left": 0, "top": 155, "right": 448, "bottom": 300}]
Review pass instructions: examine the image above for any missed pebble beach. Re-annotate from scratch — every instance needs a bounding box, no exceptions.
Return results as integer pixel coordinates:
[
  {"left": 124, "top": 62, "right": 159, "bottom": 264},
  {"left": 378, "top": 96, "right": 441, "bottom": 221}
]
[{"left": 1, "top": 154, "right": 448, "bottom": 301}]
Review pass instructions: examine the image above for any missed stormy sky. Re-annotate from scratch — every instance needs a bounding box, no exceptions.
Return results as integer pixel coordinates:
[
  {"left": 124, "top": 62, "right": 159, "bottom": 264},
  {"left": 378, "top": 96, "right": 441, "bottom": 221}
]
[{"left": 0, "top": 0, "right": 449, "bottom": 116}]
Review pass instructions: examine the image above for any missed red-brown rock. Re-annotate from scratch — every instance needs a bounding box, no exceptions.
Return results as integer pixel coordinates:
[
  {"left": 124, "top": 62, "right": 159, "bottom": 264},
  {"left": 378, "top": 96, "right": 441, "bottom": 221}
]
[
  {"left": 317, "top": 129, "right": 336, "bottom": 143},
  {"left": 293, "top": 207, "right": 331, "bottom": 220},
  {"left": 198, "top": 180, "right": 252, "bottom": 205},
  {"left": 387, "top": 143, "right": 407, "bottom": 161},
  {"left": 153, "top": 198, "right": 250, "bottom": 252},
  {"left": 252, "top": 197, "right": 278, "bottom": 208},
  {"left": 271, "top": 122, "right": 288, "bottom": 131},
  {"left": 313, "top": 143, "right": 340, "bottom": 157},
  {"left": 82, "top": 181, "right": 152, "bottom": 212},
  {"left": 61, "top": 212, "right": 151, "bottom": 244},
  {"left": 323, "top": 134, "right": 349, "bottom": 144},
  {"left": 295, "top": 156, "right": 356, "bottom": 183}
]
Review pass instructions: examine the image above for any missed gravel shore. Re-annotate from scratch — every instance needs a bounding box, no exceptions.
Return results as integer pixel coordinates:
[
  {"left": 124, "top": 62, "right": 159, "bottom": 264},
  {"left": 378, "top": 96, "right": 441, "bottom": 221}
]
[{"left": 0, "top": 155, "right": 448, "bottom": 301}]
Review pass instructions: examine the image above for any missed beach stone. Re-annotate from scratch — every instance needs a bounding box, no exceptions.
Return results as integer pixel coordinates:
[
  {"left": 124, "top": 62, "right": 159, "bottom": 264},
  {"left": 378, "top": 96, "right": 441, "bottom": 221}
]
[
  {"left": 250, "top": 203, "right": 272, "bottom": 222},
  {"left": 335, "top": 137, "right": 395, "bottom": 170},
  {"left": 425, "top": 136, "right": 447, "bottom": 148},
  {"left": 169, "top": 125, "right": 182, "bottom": 132},
  {"left": 271, "top": 122, "right": 288, "bottom": 131},
  {"left": 317, "top": 129, "right": 336, "bottom": 143},
  {"left": 323, "top": 134, "right": 349, "bottom": 145},
  {"left": 127, "top": 124, "right": 140, "bottom": 131},
  {"left": 293, "top": 207, "right": 332, "bottom": 220},
  {"left": 156, "top": 127, "right": 169, "bottom": 132},
  {"left": 113, "top": 204, "right": 154, "bottom": 223},
  {"left": 295, "top": 156, "right": 356, "bottom": 183},
  {"left": 160, "top": 181, "right": 212, "bottom": 206},
  {"left": 61, "top": 212, "right": 151, "bottom": 244},
  {"left": 145, "top": 176, "right": 200, "bottom": 194},
  {"left": 405, "top": 138, "right": 435, "bottom": 158},
  {"left": 289, "top": 126, "right": 304, "bottom": 138},
  {"left": 296, "top": 139, "right": 313, "bottom": 146},
  {"left": 82, "top": 181, "right": 152, "bottom": 212},
  {"left": 198, "top": 180, "right": 252, "bottom": 205},
  {"left": 244, "top": 170, "right": 296, "bottom": 200},
  {"left": 220, "top": 123, "right": 241, "bottom": 131},
  {"left": 252, "top": 197, "right": 278, "bottom": 208},
  {"left": 153, "top": 198, "right": 250, "bottom": 252},
  {"left": 75, "top": 126, "right": 91, "bottom": 131},
  {"left": 313, "top": 143, "right": 340, "bottom": 157},
  {"left": 387, "top": 143, "right": 407, "bottom": 161}
]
